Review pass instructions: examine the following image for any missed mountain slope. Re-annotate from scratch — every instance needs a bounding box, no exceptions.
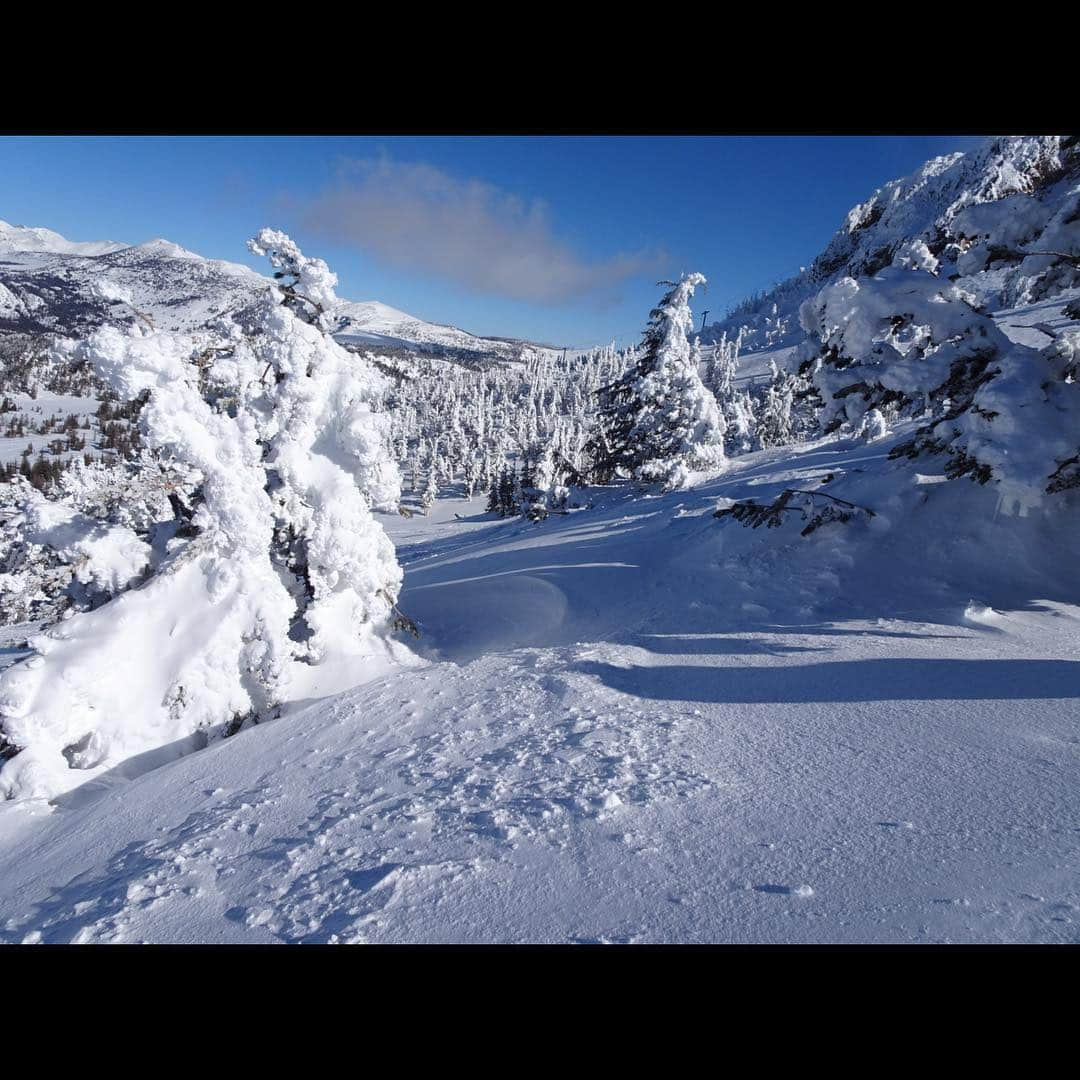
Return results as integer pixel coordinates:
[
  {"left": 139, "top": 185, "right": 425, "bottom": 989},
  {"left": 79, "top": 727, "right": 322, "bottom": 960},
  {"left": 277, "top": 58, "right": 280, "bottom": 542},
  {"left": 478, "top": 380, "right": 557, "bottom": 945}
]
[
  {"left": 2, "top": 143, "right": 1079, "bottom": 944},
  {"left": 708, "top": 135, "right": 1080, "bottom": 355},
  {"left": 333, "top": 299, "right": 549, "bottom": 359}
]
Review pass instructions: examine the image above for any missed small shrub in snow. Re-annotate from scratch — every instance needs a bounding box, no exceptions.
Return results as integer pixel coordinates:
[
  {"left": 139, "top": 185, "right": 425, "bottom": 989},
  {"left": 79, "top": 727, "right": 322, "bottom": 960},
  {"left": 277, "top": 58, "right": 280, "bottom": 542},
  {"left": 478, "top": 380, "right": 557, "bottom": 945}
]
[{"left": 714, "top": 488, "right": 876, "bottom": 537}]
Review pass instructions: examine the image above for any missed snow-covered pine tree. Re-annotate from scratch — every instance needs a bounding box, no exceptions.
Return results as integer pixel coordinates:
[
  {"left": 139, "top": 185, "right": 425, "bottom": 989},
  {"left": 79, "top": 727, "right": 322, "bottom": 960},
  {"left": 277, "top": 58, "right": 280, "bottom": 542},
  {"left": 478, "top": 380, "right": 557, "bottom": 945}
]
[
  {"left": 485, "top": 474, "right": 500, "bottom": 514},
  {"left": 706, "top": 331, "right": 739, "bottom": 402},
  {"left": 421, "top": 465, "right": 438, "bottom": 515},
  {"left": 463, "top": 451, "right": 479, "bottom": 499},
  {"left": 800, "top": 266, "right": 1080, "bottom": 514},
  {"left": 242, "top": 228, "right": 404, "bottom": 647},
  {"left": 726, "top": 390, "right": 757, "bottom": 454},
  {"left": 519, "top": 448, "right": 536, "bottom": 493},
  {"left": 587, "top": 274, "right": 726, "bottom": 490},
  {"left": 754, "top": 361, "right": 796, "bottom": 449},
  {"left": 529, "top": 443, "right": 571, "bottom": 515},
  {"left": 498, "top": 465, "right": 519, "bottom": 516},
  {"left": 0, "top": 230, "right": 406, "bottom": 801},
  {"left": 798, "top": 267, "right": 1000, "bottom": 439}
]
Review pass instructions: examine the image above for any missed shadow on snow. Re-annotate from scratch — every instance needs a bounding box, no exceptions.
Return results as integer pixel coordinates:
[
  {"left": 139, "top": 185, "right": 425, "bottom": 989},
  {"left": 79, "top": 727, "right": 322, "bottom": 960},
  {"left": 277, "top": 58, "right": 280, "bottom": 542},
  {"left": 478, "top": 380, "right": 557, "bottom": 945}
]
[{"left": 571, "top": 657, "right": 1080, "bottom": 704}]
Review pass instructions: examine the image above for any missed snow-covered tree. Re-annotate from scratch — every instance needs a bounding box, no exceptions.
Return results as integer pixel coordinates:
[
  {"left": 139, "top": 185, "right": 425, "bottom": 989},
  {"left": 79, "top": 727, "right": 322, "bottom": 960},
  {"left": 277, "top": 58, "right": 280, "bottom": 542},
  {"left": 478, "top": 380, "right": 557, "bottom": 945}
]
[
  {"left": 755, "top": 362, "right": 797, "bottom": 449},
  {"left": 859, "top": 408, "right": 889, "bottom": 442},
  {"left": 709, "top": 334, "right": 734, "bottom": 394},
  {"left": 801, "top": 267, "right": 1080, "bottom": 513},
  {"left": 485, "top": 474, "right": 500, "bottom": 514},
  {"left": 799, "top": 268, "right": 1001, "bottom": 438},
  {"left": 587, "top": 274, "right": 726, "bottom": 489},
  {"left": 0, "top": 230, "right": 406, "bottom": 801},
  {"left": 725, "top": 390, "right": 757, "bottom": 454},
  {"left": 498, "top": 465, "right": 519, "bottom": 516},
  {"left": 462, "top": 451, "right": 480, "bottom": 499},
  {"left": 421, "top": 465, "right": 438, "bottom": 515}
]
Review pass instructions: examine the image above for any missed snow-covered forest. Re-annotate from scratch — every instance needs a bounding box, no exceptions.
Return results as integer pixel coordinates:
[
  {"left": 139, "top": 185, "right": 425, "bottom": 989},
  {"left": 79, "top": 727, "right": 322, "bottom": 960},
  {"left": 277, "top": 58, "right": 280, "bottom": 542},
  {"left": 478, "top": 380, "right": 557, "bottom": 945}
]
[{"left": 0, "top": 135, "right": 1078, "bottom": 944}]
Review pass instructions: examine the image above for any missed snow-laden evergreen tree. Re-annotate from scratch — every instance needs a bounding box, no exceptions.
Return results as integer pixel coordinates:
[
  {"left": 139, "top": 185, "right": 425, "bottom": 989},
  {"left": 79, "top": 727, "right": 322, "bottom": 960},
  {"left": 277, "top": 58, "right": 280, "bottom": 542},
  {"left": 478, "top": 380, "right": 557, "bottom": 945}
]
[
  {"left": 726, "top": 390, "right": 757, "bottom": 454},
  {"left": 529, "top": 443, "right": 571, "bottom": 514},
  {"left": 498, "top": 465, "right": 518, "bottom": 516},
  {"left": 754, "top": 361, "right": 797, "bottom": 449},
  {"left": 0, "top": 230, "right": 406, "bottom": 801},
  {"left": 800, "top": 266, "right": 1080, "bottom": 514},
  {"left": 461, "top": 451, "right": 479, "bottom": 499},
  {"left": 706, "top": 330, "right": 740, "bottom": 401},
  {"left": 241, "top": 229, "right": 403, "bottom": 649},
  {"left": 519, "top": 448, "right": 536, "bottom": 493},
  {"left": 421, "top": 465, "right": 438, "bottom": 515},
  {"left": 587, "top": 274, "right": 726, "bottom": 490}
]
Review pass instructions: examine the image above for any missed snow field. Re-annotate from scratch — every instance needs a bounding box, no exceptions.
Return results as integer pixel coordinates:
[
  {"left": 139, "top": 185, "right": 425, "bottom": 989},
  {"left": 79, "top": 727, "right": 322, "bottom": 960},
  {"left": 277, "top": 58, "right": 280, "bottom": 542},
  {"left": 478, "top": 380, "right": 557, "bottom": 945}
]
[{"left": 2, "top": 434, "right": 1078, "bottom": 942}]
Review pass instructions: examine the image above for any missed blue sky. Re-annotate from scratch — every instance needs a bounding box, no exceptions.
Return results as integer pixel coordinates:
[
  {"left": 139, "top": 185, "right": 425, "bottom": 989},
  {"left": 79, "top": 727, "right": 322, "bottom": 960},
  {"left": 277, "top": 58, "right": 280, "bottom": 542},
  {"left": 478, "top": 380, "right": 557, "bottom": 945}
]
[{"left": 0, "top": 135, "right": 985, "bottom": 347}]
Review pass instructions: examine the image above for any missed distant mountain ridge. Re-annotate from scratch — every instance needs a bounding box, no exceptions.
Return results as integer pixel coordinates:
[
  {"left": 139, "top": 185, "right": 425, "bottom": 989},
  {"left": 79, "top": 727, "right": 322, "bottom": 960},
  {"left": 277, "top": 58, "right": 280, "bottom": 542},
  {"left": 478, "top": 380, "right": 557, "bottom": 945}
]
[
  {"left": 0, "top": 220, "right": 552, "bottom": 364},
  {"left": 0, "top": 220, "right": 126, "bottom": 258}
]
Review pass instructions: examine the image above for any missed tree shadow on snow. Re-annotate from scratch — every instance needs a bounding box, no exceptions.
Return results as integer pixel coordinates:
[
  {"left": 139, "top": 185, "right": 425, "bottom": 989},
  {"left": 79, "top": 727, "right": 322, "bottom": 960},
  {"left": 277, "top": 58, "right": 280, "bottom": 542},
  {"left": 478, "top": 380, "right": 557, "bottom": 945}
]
[
  {"left": 626, "top": 634, "right": 829, "bottom": 657},
  {"left": 571, "top": 657, "right": 1080, "bottom": 704},
  {"left": 758, "top": 624, "right": 968, "bottom": 641}
]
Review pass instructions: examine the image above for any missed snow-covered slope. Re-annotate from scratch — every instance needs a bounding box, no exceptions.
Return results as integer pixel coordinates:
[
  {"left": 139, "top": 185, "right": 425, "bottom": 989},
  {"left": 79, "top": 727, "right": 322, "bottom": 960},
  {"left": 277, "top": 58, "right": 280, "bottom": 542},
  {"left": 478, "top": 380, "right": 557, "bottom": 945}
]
[
  {"left": 708, "top": 135, "right": 1080, "bottom": 355},
  {"left": 0, "top": 235, "right": 268, "bottom": 336},
  {"left": 1, "top": 422, "right": 1079, "bottom": 943}
]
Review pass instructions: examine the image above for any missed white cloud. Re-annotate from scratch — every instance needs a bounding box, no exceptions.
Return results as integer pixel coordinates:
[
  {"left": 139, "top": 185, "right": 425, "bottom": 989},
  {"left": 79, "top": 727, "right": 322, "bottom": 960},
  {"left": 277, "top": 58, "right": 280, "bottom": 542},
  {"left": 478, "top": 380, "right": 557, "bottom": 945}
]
[{"left": 294, "top": 158, "right": 664, "bottom": 306}]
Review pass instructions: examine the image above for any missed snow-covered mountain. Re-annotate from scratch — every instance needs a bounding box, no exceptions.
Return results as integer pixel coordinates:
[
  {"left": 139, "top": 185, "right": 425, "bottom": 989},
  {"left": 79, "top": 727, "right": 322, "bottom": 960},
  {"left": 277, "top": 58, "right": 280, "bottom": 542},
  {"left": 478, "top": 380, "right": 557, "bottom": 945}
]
[
  {"left": 332, "top": 299, "right": 552, "bottom": 360},
  {"left": 0, "top": 220, "right": 126, "bottom": 258},
  {"left": 708, "top": 135, "right": 1080, "bottom": 353},
  {"left": 0, "top": 221, "right": 547, "bottom": 363}
]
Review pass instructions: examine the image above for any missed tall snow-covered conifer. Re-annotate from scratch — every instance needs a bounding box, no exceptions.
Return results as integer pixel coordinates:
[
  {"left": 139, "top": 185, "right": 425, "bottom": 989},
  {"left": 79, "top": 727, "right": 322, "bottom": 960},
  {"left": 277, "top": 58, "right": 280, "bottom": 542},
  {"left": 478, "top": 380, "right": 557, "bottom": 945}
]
[{"left": 587, "top": 274, "right": 725, "bottom": 489}]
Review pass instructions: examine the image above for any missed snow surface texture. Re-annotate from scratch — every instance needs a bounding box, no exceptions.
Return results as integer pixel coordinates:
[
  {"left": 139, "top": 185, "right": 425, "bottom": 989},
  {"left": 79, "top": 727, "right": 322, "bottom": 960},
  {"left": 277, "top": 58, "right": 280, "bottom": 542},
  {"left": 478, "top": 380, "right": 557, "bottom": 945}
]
[{"left": 1, "top": 425, "right": 1078, "bottom": 943}]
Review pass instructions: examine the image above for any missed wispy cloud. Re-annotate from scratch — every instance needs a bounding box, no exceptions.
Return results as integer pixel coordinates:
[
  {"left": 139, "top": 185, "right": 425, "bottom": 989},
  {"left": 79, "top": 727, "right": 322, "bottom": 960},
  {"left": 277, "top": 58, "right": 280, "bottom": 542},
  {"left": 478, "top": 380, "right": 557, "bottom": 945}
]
[{"left": 292, "top": 157, "right": 665, "bottom": 306}]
